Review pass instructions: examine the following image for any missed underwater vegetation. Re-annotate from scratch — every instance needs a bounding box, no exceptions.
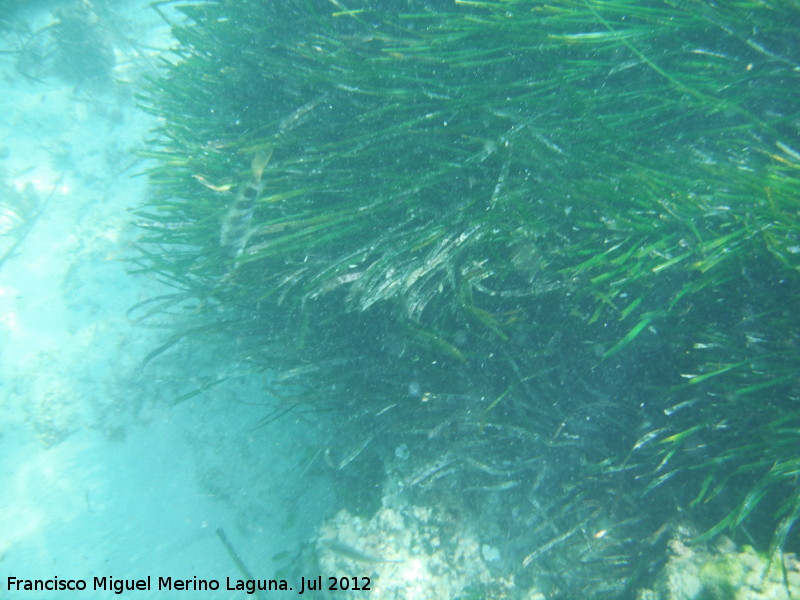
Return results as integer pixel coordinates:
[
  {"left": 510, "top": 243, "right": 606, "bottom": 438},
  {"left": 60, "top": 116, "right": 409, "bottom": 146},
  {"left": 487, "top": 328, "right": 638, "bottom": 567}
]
[
  {"left": 4, "top": 0, "right": 143, "bottom": 87},
  {"left": 0, "top": 179, "right": 44, "bottom": 270},
  {"left": 134, "top": 0, "right": 800, "bottom": 597}
]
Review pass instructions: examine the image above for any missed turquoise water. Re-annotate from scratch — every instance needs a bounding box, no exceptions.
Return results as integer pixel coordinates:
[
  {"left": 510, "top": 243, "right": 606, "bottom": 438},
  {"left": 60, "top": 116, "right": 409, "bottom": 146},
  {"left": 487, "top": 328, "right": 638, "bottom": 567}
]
[{"left": 1, "top": 2, "right": 331, "bottom": 598}]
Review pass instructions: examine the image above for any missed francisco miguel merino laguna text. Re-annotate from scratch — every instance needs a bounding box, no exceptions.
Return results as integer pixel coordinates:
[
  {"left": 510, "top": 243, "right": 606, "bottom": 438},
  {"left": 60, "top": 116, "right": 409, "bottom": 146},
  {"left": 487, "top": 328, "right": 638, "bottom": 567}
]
[{"left": 6, "top": 575, "right": 294, "bottom": 595}]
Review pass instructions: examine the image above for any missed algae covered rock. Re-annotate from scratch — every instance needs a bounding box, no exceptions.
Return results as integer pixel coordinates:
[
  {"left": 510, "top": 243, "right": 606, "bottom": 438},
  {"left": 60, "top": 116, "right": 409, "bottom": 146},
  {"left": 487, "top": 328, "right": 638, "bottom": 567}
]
[
  {"left": 310, "top": 493, "right": 526, "bottom": 600},
  {"left": 639, "top": 538, "right": 800, "bottom": 600}
]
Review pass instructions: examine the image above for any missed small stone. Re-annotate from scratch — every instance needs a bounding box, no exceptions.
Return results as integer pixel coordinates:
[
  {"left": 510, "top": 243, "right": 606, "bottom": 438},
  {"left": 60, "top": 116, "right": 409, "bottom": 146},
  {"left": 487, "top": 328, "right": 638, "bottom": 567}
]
[
  {"left": 395, "top": 443, "right": 410, "bottom": 460},
  {"left": 481, "top": 544, "right": 500, "bottom": 562}
]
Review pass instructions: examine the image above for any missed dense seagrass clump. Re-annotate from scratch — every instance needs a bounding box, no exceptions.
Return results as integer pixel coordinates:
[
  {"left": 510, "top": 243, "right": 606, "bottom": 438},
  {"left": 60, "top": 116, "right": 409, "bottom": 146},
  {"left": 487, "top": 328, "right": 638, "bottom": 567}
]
[{"left": 135, "top": 1, "right": 800, "bottom": 596}]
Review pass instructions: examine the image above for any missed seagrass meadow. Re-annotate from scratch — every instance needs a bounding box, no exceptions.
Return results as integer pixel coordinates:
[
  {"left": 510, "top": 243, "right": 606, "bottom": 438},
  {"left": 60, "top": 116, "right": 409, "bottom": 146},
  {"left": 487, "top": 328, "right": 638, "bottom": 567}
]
[{"left": 133, "top": 0, "right": 800, "bottom": 597}]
